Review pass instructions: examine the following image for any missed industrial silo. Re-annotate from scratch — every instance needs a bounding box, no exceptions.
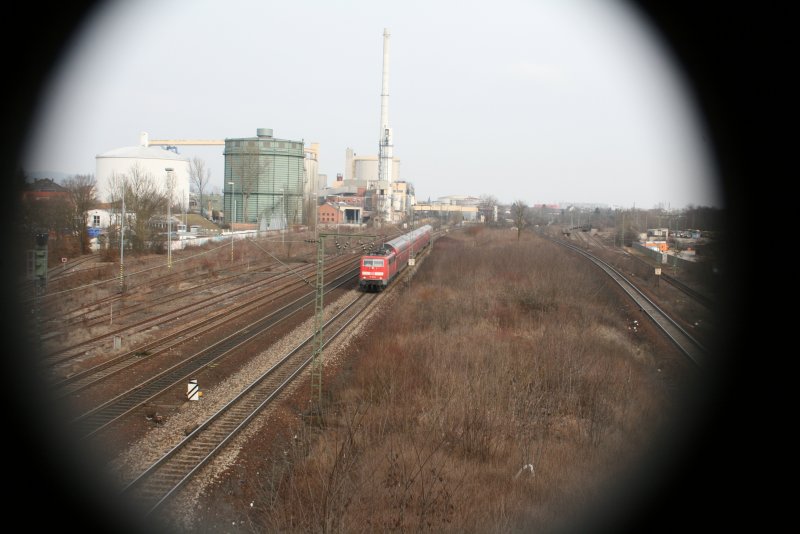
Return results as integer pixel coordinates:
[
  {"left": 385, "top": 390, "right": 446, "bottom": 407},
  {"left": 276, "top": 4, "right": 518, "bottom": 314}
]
[
  {"left": 224, "top": 128, "right": 305, "bottom": 229},
  {"left": 95, "top": 132, "right": 190, "bottom": 208}
]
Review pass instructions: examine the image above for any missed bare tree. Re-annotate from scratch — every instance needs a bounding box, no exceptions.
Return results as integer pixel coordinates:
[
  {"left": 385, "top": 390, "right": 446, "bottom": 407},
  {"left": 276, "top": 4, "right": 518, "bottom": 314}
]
[
  {"left": 109, "top": 164, "right": 168, "bottom": 253},
  {"left": 63, "top": 174, "right": 97, "bottom": 254},
  {"left": 105, "top": 171, "right": 125, "bottom": 254},
  {"left": 18, "top": 174, "right": 76, "bottom": 257},
  {"left": 232, "top": 143, "right": 269, "bottom": 223},
  {"left": 178, "top": 186, "right": 190, "bottom": 227},
  {"left": 478, "top": 194, "right": 498, "bottom": 223},
  {"left": 44, "top": 197, "right": 76, "bottom": 260},
  {"left": 303, "top": 176, "right": 317, "bottom": 232},
  {"left": 511, "top": 200, "right": 527, "bottom": 240},
  {"left": 189, "top": 157, "right": 211, "bottom": 219},
  {"left": 21, "top": 192, "right": 72, "bottom": 242}
]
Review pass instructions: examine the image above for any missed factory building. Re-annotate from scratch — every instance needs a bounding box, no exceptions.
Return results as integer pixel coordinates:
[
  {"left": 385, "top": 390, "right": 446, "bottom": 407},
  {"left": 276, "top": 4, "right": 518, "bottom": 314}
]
[
  {"left": 224, "top": 128, "right": 305, "bottom": 230},
  {"left": 342, "top": 148, "right": 396, "bottom": 213},
  {"left": 95, "top": 132, "right": 190, "bottom": 208},
  {"left": 338, "top": 147, "right": 413, "bottom": 221},
  {"left": 318, "top": 201, "right": 363, "bottom": 226},
  {"left": 391, "top": 181, "right": 414, "bottom": 214},
  {"left": 344, "top": 148, "right": 401, "bottom": 184},
  {"left": 414, "top": 198, "right": 479, "bottom": 222}
]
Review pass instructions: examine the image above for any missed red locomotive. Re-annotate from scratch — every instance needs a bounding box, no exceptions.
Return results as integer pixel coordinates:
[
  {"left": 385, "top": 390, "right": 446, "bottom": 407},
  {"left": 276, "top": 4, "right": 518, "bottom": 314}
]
[{"left": 359, "top": 224, "right": 432, "bottom": 291}]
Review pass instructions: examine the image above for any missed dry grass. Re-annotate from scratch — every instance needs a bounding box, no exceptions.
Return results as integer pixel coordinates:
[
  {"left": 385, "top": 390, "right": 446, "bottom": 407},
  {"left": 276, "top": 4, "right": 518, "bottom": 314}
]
[{"left": 231, "top": 229, "right": 684, "bottom": 532}]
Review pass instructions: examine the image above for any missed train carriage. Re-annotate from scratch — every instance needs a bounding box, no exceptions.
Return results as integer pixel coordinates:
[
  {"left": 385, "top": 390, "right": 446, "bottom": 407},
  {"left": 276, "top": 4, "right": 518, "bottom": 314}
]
[{"left": 359, "top": 225, "right": 432, "bottom": 291}]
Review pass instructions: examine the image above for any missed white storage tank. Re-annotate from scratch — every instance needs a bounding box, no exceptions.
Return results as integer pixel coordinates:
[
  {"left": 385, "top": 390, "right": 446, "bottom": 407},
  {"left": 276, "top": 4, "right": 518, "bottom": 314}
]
[{"left": 95, "top": 133, "right": 190, "bottom": 208}]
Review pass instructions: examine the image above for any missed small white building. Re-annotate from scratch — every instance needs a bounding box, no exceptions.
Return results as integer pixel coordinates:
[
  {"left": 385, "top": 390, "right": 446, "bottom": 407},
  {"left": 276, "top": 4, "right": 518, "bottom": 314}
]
[{"left": 87, "top": 208, "right": 113, "bottom": 230}]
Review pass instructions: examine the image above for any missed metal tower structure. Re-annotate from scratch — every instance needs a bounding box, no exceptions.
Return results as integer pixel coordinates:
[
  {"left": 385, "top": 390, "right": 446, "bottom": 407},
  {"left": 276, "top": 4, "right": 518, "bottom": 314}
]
[
  {"left": 308, "top": 232, "right": 376, "bottom": 416},
  {"left": 310, "top": 234, "right": 327, "bottom": 414},
  {"left": 28, "top": 232, "right": 49, "bottom": 350}
]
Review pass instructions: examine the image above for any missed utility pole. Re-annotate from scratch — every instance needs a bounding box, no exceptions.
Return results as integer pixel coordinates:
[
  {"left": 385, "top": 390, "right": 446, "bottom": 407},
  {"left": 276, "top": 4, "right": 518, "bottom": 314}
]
[
  {"left": 30, "top": 232, "right": 48, "bottom": 350},
  {"left": 228, "top": 180, "right": 236, "bottom": 263},
  {"left": 166, "top": 168, "right": 174, "bottom": 268},
  {"left": 280, "top": 188, "right": 285, "bottom": 248},
  {"left": 309, "top": 233, "right": 326, "bottom": 418},
  {"left": 119, "top": 178, "right": 126, "bottom": 293},
  {"left": 307, "top": 232, "right": 376, "bottom": 418}
]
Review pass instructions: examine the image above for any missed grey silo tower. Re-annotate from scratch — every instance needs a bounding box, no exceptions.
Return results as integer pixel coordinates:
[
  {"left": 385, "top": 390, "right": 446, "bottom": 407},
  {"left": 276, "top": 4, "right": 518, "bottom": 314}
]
[{"left": 224, "top": 128, "right": 305, "bottom": 229}]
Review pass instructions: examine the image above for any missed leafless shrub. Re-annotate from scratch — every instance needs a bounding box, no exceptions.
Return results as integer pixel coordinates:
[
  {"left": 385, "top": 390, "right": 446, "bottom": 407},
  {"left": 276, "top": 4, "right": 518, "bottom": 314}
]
[{"left": 262, "top": 228, "right": 683, "bottom": 532}]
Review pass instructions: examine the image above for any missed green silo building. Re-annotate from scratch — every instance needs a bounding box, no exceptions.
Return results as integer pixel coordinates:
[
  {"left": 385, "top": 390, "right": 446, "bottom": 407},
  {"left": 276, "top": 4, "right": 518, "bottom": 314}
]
[{"left": 224, "top": 128, "right": 305, "bottom": 229}]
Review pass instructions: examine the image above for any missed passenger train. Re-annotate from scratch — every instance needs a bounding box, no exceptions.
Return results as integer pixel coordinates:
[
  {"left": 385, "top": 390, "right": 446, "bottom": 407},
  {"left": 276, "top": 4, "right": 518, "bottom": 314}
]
[{"left": 359, "top": 224, "right": 433, "bottom": 291}]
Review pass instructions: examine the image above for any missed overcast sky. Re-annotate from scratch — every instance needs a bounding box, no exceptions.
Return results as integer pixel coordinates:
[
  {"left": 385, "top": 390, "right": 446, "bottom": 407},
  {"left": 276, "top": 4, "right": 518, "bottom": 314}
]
[{"left": 22, "top": 0, "right": 721, "bottom": 209}]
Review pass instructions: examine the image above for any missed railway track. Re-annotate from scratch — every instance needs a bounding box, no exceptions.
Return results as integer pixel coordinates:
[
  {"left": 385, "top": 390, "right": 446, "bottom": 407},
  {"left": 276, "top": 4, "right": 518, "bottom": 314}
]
[
  {"left": 18, "top": 255, "right": 102, "bottom": 300},
  {"left": 38, "top": 233, "right": 395, "bottom": 337},
  {"left": 116, "top": 240, "right": 434, "bottom": 516},
  {"left": 49, "top": 256, "right": 358, "bottom": 397},
  {"left": 40, "top": 253, "right": 355, "bottom": 369},
  {"left": 69, "top": 266, "right": 360, "bottom": 439},
  {"left": 635, "top": 257, "right": 715, "bottom": 309},
  {"left": 46, "top": 233, "right": 400, "bottom": 407},
  {"left": 34, "top": 257, "right": 189, "bottom": 317},
  {"left": 45, "top": 255, "right": 101, "bottom": 281},
  {"left": 554, "top": 237, "right": 708, "bottom": 367},
  {"left": 38, "top": 250, "right": 281, "bottom": 333},
  {"left": 119, "top": 289, "right": 375, "bottom": 516},
  {"left": 113, "top": 230, "right": 436, "bottom": 521},
  {"left": 565, "top": 226, "right": 715, "bottom": 310}
]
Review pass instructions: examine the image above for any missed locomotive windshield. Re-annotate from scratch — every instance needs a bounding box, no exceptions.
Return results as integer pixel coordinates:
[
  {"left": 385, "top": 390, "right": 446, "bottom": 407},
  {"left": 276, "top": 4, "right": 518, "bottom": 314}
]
[{"left": 363, "top": 259, "right": 385, "bottom": 267}]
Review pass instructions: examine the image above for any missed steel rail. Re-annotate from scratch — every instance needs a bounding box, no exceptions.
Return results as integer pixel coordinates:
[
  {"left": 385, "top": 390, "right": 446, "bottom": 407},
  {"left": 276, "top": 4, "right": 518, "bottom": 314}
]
[
  {"left": 120, "top": 290, "right": 375, "bottom": 516},
  {"left": 49, "top": 257, "right": 358, "bottom": 395},
  {"left": 41, "top": 254, "right": 356, "bottom": 366},
  {"left": 554, "top": 237, "right": 708, "bottom": 367},
  {"left": 70, "top": 268, "right": 360, "bottom": 439}
]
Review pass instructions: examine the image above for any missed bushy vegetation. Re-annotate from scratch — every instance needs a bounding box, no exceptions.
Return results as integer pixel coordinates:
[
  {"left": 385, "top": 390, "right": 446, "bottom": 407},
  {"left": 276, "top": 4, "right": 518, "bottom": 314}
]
[{"left": 251, "top": 228, "right": 685, "bottom": 532}]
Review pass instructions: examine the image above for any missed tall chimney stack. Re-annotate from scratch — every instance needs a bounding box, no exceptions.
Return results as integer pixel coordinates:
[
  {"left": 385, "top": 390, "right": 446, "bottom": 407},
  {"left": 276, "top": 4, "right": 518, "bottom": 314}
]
[
  {"left": 380, "top": 28, "right": 391, "bottom": 141},
  {"left": 378, "top": 28, "right": 394, "bottom": 221}
]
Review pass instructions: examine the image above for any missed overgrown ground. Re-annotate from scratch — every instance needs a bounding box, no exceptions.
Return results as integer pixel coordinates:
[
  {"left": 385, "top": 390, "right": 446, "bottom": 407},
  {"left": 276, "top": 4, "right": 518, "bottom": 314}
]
[{"left": 191, "top": 227, "right": 699, "bottom": 533}]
